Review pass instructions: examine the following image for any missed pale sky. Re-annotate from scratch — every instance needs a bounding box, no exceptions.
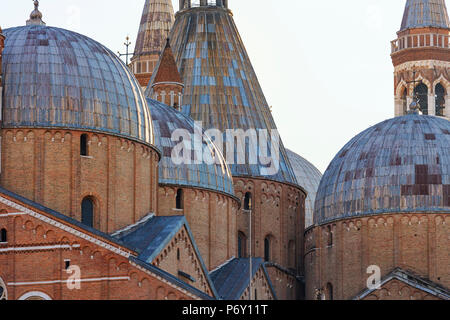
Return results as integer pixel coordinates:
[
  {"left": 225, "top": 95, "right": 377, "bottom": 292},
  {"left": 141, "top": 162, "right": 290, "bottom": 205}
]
[{"left": 2, "top": 0, "right": 412, "bottom": 172}]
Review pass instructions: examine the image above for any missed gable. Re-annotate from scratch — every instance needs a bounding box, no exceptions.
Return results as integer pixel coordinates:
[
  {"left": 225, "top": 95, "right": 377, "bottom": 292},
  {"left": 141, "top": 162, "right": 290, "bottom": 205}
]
[{"left": 0, "top": 192, "right": 211, "bottom": 300}]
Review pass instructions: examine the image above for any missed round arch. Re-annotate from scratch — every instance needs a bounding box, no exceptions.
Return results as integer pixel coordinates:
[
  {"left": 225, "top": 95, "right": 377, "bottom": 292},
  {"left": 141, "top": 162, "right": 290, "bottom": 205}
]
[
  {"left": 0, "top": 277, "right": 7, "bottom": 300},
  {"left": 18, "top": 291, "right": 52, "bottom": 300}
]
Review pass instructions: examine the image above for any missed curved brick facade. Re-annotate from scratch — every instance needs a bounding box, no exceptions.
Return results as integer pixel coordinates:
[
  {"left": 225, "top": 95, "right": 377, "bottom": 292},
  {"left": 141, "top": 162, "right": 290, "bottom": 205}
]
[{"left": 0, "top": 129, "right": 159, "bottom": 234}]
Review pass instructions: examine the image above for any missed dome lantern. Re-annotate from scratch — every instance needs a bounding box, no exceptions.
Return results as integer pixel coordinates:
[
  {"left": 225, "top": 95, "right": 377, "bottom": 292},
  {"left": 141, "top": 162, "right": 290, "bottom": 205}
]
[{"left": 26, "top": 0, "right": 46, "bottom": 26}]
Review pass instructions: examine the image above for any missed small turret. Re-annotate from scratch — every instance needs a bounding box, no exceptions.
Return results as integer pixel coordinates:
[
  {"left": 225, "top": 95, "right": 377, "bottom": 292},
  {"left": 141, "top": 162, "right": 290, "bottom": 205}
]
[
  {"left": 147, "top": 39, "right": 184, "bottom": 109},
  {"left": 26, "top": 0, "right": 46, "bottom": 26}
]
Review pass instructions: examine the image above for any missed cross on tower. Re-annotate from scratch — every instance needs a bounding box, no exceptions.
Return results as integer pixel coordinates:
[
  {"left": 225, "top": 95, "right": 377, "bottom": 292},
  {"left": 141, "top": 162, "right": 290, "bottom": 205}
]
[{"left": 117, "top": 36, "right": 133, "bottom": 66}]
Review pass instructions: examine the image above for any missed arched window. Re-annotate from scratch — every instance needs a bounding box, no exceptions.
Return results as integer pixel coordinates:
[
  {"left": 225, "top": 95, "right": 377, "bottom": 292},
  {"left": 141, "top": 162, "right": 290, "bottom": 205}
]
[
  {"left": 244, "top": 192, "right": 252, "bottom": 211},
  {"left": 401, "top": 87, "right": 408, "bottom": 115},
  {"left": 81, "top": 197, "right": 95, "bottom": 228},
  {"left": 326, "top": 283, "right": 333, "bottom": 300},
  {"left": 414, "top": 83, "right": 428, "bottom": 115},
  {"left": 327, "top": 226, "right": 333, "bottom": 247},
  {"left": 238, "top": 231, "right": 247, "bottom": 258},
  {"left": 264, "top": 236, "right": 271, "bottom": 262},
  {"left": 435, "top": 83, "right": 446, "bottom": 116},
  {"left": 0, "top": 277, "right": 6, "bottom": 300},
  {"left": 0, "top": 229, "right": 6, "bottom": 243},
  {"left": 80, "top": 134, "right": 88, "bottom": 156},
  {"left": 176, "top": 189, "right": 183, "bottom": 210}
]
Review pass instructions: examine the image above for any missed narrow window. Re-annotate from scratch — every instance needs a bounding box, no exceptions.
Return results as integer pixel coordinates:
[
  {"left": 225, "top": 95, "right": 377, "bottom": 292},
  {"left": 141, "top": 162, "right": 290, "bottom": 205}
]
[
  {"left": 264, "top": 236, "right": 270, "bottom": 262},
  {"left": 0, "top": 229, "right": 6, "bottom": 243},
  {"left": 64, "top": 260, "right": 71, "bottom": 270},
  {"left": 254, "top": 289, "right": 257, "bottom": 300},
  {"left": 327, "top": 226, "right": 333, "bottom": 247},
  {"left": 238, "top": 231, "right": 247, "bottom": 258},
  {"left": 244, "top": 192, "right": 252, "bottom": 210},
  {"left": 81, "top": 197, "right": 94, "bottom": 228},
  {"left": 80, "top": 134, "right": 88, "bottom": 156},
  {"left": 177, "top": 248, "right": 180, "bottom": 261},
  {"left": 414, "top": 83, "right": 429, "bottom": 115},
  {"left": 176, "top": 189, "right": 183, "bottom": 210},
  {"left": 326, "top": 283, "right": 333, "bottom": 300},
  {"left": 435, "top": 83, "right": 446, "bottom": 116}
]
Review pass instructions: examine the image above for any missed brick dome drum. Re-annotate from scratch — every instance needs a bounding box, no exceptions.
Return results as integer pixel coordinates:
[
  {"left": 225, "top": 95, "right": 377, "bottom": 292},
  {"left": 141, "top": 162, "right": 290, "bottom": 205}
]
[
  {"left": 2, "top": 25, "right": 153, "bottom": 144},
  {"left": 314, "top": 114, "right": 450, "bottom": 225}
]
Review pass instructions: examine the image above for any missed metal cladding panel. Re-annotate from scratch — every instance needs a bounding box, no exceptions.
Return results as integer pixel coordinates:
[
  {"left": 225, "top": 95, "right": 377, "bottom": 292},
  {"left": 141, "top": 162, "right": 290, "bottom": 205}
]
[
  {"left": 134, "top": 0, "right": 175, "bottom": 57},
  {"left": 210, "top": 258, "right": 264, "bottom": 300},
  {"left": 2, "top": 25, "right": 153, "bottom": 144},
  {"left": 169, "top": 7, "right": 297, "bottom": 185},
  {"left": 401, "top": 0, "right": 450, "bottom": 31},
  {"left": 314, "top": 114, "right": 450, "bottom": 226},
  {"left": 286, "top": 149, "right": 322, "bottom": 228},
  {"left": 148, "top": 98, "right": 234, "bottom": 196}
]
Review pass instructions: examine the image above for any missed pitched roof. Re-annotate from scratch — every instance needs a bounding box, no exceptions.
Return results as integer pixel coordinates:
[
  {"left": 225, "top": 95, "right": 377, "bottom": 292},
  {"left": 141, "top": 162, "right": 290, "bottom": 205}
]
[
  {"left": 210, "top": 258, "right": 277, "bottom": 300},
  {"left": 0, "top": 187, "right": 214, "bottom": 300},
  {"left": 133, "top": 0, "right": 174, "bottom": 57},
  {"left": 354, "top": 268, "right": 450, "bottom": 300},
  {"left": 115, "top": 214, "right": 219, "bottom": 298},
  {"left": 151, "top": 39, "right": 184, "bottom": 85},
  {"left": 401, "top": 0, "right": 450, "bottom": 31}
]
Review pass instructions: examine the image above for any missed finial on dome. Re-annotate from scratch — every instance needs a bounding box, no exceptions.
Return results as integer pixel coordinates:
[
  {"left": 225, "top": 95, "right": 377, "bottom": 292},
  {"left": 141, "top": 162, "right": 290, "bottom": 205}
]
[{"left": 26, "top": 0, "right": 46, "bottom": 26}]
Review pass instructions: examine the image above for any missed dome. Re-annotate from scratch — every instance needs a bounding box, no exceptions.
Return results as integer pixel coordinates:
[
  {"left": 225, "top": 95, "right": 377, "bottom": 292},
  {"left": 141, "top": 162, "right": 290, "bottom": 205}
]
[
  {"left": 147, "top": 98, "right": 235, "bottom": 197},
  {"left": 2, "top": 25, "right": 153, "bottom": 144},
  {"left": 286, "top": 149, "right": 322, "bottom": 228},
  {"left": 314, "top": 114, "right": 450, "bottom": 225}
]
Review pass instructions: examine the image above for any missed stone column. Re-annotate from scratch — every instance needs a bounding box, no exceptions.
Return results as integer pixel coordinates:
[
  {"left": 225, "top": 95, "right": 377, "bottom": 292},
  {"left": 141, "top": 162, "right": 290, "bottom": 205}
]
[
  {"left": 428, "top": 94, "right": 435, "bottom": 116},
  {"left": 445, "top": 95, "right": 450, "bottom": 118},
  {"left": 394, "top": 97, "right": 402, "bottom": 116}
]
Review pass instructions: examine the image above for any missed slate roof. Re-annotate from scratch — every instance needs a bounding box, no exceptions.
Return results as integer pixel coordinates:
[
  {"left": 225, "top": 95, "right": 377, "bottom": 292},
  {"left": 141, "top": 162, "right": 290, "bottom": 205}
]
[
  {"left": 210, "top": 258, "right": 276, "bottom": 300},
  {"left": 314, "top": 114, "right": 450, "bottom": 225},
  {"left": 401, "top": 0, "right": 450, "bottom": 31},
  {"left": 0, "top": 187, "right": 213, "bottom": 300},
  {"left": 147, "top": 97, "right": 235, "bottom": 196},
  {"left": 115, "top": 214, "right": 219, "bottom": 298},
  {"left": 2, "top": 25, "right": 153, "bottom": 145},
  {"left": 169, "top": 6, "right": 298, "bottom": 185},
  {"left": 287, "top": 149, "right": 322, "bottom": 228}
]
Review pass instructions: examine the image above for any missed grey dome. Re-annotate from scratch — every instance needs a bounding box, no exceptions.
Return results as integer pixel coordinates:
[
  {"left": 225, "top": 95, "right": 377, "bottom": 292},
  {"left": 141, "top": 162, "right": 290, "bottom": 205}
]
[
  {"left": 286, "top": 150, "right": 322, "bottom": 228},
  {"left": 314, "top": 114, "right": 450, "bottom": 225},
  {"left": 2, "top": 25, "right": 153, "bottom": 144},
  {"left": 147, "top": 98, "right": 234, "bottom": 197}
]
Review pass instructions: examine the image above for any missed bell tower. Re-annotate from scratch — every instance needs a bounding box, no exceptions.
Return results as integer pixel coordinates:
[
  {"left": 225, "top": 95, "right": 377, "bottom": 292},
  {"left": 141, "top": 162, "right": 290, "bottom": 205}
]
[
  {"left": 391, "top": 0, "right": 450, "bottom": 118},
  {"left": 131, "top": 0, "right": 174, "bottom": 89}
]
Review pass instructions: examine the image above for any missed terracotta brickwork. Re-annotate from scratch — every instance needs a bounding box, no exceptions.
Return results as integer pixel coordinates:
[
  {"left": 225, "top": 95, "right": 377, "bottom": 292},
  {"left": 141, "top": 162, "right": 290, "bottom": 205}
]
[
  {"left": 157, "top": 186, "right": 238, "bottom": 271},
  {"left": 0, "top": 129, "right": 159, "bottom": 234},
  {"left": 265, "top": 265, "right": 298, "bottom": 300},
  {"left": 0, "top": 196, "right": 203, "bottom": 300},
  {"left": 305, "top": 213, "right": 450, "bottom": 300},
  {"left": 239, "top": 267, "right": 275, "bottom": 300},
  {"left": 152, "top": 225, "right": 214, "bottom": 295},
  {"left": 234, "top": 177, "right": 306, "bottom": 299},
  {"left": 362, "top": 279, "right": 440, "bottom": 300}
]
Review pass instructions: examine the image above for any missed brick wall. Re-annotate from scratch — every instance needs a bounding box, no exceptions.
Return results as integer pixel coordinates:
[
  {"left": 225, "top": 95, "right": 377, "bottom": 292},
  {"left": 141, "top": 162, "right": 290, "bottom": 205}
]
[{"left": 0, "top": 129, "right": 159, "bottom": 234}]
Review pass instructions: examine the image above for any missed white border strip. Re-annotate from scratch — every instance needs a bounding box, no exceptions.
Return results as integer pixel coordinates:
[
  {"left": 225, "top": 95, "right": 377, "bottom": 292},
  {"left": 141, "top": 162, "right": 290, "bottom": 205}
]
[
  {"left": 9, "top": 276, "right": 130, "bottom": 286},
  {"left": 0, "top": 244, "right": 80, "bottom": 253},
  {"left": 0, "top": 196, "right": 131, "bottom": 258}
]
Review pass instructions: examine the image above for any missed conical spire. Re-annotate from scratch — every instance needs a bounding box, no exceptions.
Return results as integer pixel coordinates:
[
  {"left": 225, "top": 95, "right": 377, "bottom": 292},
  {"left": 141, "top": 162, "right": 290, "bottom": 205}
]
[
  {"left": 131, "top": 0, "right": 175, "bottom": 88},
  {"left": 151, "top": 39, "right": 183, "bottom": 85},
  {"left": 147, "top": 39, "right": 184, "bottom": 108},
  {"left": 169, "top": 5, "right": 297, "bottom": 184},
  {"left": 400, "top": 0, "right": 450, "bottom": 31},
  {"left": 133, "top": 0, "right": 174, "bottom": 58},
  {"left": 26, "top": 0, "right": 46, "bottom": 26}
]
